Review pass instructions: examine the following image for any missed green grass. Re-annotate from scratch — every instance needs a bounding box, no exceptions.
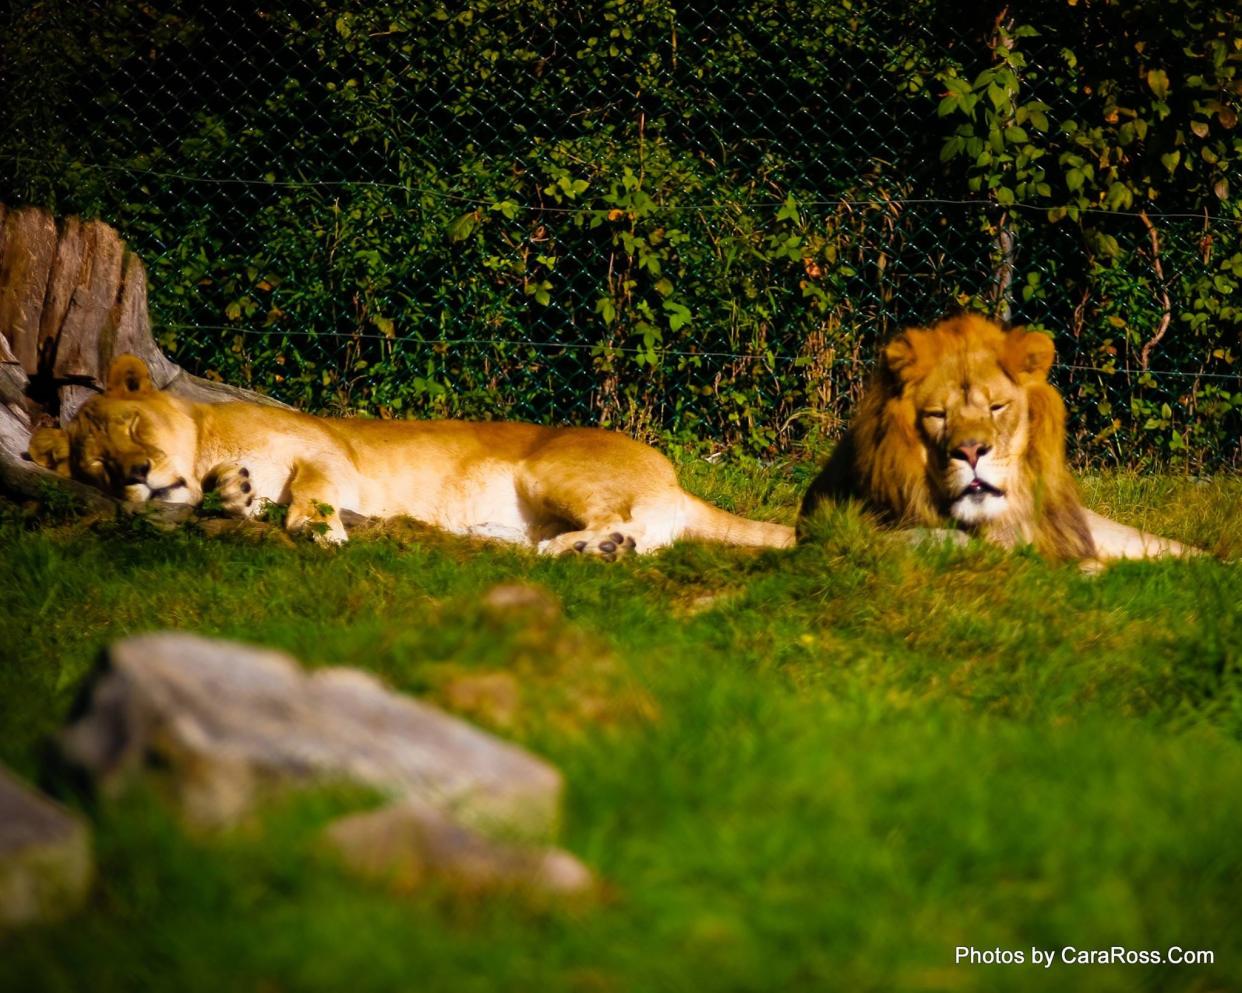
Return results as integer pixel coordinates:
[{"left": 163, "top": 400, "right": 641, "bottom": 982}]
[{"left": 1, "top": 461, "right": 1240, "bottom": 993}]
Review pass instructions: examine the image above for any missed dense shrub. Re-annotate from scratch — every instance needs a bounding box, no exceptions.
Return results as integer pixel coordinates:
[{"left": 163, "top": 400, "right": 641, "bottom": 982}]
[{"left": 1, "top": 0, "right": 1238, "bottom": 466}]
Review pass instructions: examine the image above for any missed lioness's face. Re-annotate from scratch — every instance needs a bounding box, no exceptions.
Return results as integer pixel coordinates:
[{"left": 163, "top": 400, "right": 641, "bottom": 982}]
[
  {"left": 911, "top": 351, "right": 1030, "bottom": 525},
  {"left": 69, "top": 396, "right": 200, "bottom": 504}
]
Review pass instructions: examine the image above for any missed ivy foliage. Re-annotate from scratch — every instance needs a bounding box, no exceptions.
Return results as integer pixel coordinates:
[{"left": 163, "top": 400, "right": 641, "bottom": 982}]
[{"left": 1, "top": 0, "right": 1238, "bottom": 466}]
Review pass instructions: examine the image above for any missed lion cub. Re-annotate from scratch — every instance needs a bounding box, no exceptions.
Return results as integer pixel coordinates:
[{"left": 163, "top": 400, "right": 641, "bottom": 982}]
[{"left": 31, "top": 354, "right": 794, "bottom": 554}]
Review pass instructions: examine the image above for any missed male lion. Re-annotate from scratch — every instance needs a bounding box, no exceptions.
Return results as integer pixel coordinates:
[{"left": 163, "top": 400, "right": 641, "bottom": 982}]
[
  {"left": 32, "top": 354, "right": 794, "bottom": 553},
  {"left": 798, "top": 314, "right": 1195, "bottom": 561}
]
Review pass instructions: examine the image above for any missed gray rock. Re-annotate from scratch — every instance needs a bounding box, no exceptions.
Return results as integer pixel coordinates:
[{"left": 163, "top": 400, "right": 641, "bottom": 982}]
[
  {"left": 59, "top": 632, "right": 564, "bottom": 840},
  {"left": 0, "top": 765, "right": 93, "bottom": 928}
]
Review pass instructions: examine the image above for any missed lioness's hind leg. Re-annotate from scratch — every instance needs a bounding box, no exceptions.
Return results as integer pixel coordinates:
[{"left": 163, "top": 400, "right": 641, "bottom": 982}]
[
  {"left": 204, "top": 463, "right": 257, "bottom": 517},
  {"left": 540, "top": 526, "right": 642, "bottom": 561}
]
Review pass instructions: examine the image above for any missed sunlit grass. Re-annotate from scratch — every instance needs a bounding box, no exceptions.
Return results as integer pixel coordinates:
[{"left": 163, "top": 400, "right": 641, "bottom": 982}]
[{"left": 1, "top": 464, "right": 1239, "bottom": 993}]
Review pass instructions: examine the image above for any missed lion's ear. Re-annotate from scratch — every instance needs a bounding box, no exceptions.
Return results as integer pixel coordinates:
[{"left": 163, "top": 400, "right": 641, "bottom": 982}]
[
  {"left": 26, "top": 426, "right": 71, "bottom": 476},
  {"left": 882, "top": 332, "right": 919, "bottom": 381},
  {"left": 1003, "top": 328, "right": 1055, "bottom": 382},
  {"left": 105, "top": 354, "right": 155, "bottom": 397}
]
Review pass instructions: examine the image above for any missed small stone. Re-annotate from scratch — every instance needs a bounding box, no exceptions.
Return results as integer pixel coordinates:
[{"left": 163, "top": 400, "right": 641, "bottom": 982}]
[
  {"left": 322, "top": 797, "right": 593, "bottom": 898},
  {"left": 481, "top": 583, "right": 562, "bottom": 624},
  {"left": 441, "top": 671, "right": 521, "bottom": 729},
  {"left": 0, "top": 765, "right": 93, "bottom": 929}
]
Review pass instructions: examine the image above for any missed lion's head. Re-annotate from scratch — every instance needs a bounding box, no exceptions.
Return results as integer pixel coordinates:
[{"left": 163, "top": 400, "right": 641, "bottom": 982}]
[
  {"left": 28, "top": 355, "right": 202, "bottom": 504},
  {"left": 800, "top": 314, "right": 1095, "bottom": 560}
]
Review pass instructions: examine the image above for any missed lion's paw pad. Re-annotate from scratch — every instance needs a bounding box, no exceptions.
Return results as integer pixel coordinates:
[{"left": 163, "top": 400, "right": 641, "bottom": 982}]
[
  {"left": 207, "top": 464, "right": 255, "bottom": 515},
  {"left": 570, "top": 531, "right": 637, "bottom": 561}
]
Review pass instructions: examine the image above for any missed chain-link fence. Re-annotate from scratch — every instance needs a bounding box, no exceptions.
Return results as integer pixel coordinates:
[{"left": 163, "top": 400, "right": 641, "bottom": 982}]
[{"left": 3, "top": 0, "right": 1240, "bottom": 468}]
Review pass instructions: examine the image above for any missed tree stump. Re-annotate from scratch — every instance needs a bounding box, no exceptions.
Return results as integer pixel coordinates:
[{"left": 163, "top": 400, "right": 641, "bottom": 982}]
[{"left": 0, "top": 203, "right": 286, "bottom": 511}]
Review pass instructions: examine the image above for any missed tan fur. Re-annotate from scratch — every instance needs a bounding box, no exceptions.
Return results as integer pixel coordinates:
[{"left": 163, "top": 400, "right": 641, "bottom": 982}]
[
  {"left": 30, "top": 354, "right": 794, "bottom": 553},
  {"left": 800, "top": 314, "right": 1195, "bottom": 561},
  {"left": 26, "top": 426, "right": 71, "bottom": 477}
]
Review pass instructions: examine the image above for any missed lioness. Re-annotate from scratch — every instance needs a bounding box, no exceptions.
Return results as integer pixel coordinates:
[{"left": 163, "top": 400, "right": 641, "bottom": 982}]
[
  {"left": 31, "top": 354, "right": 795, "bottom": 553},
  {"left": 799, "top": 314, "right": 1195, "bottom": 561}
]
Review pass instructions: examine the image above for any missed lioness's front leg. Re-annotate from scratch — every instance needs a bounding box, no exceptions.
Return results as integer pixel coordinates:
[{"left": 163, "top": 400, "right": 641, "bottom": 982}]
[{"left": 285, "top": 459, "right": 349, "bottom": 544}]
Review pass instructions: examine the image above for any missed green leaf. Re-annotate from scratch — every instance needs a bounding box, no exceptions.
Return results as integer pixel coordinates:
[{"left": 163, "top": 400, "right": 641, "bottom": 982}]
[
  {"left": 489, "top": 199, "right": 519, "bottom": 220},
  {"left": 1096, "top": 234, "right": 1121, "bottom": 258},
  {"left": 447, "top": 210, "right": 480, "bottom": 242},
  {"left": 595, "top": 297, "right": 616, "bottom": 325},
  {"left": 939, "top": 137, "right": 964, "bottom": 162},
  {"left": 1106, "top": 182, "right": 1133, "bottom": 209},
  {"left": 1146, "top": 68, "right": 1170, "bottom": 100},
  {"left": 776, "top": 195, "right": 800, "bottom": 223},
  {"left": 663, "top": 300, "right": 692, "bottom": 332}
]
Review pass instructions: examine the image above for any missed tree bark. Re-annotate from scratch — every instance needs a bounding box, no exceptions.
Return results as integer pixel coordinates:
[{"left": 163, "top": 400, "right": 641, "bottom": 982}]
[{"left": 0, "top": 204, "right": 287, "bottom": 509}]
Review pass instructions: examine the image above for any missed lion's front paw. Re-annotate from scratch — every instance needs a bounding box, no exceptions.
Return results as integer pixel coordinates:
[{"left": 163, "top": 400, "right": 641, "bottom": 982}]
[
  {"left": 540, "top": 529, "right": 638, "bottom": 561},
  {"left": 204, "top": 464, "right": 256, "bottom": 517}
]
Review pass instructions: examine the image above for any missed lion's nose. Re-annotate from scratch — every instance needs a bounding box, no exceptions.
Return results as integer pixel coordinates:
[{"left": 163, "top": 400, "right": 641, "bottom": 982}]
[
  {"left": 950, "top": 441, "right": 990, "bottom": 468},
  {"left": 123, "top": 459, "right": 151, "bottom": 484}
]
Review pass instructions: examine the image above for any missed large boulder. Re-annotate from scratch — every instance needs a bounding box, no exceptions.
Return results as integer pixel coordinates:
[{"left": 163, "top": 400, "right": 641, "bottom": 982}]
[
  {"left": 58, "top": 631, "right": 593, "bottom": 899},
  {"left": 60, "top": 632, "right": 565, "bottom": 841}
]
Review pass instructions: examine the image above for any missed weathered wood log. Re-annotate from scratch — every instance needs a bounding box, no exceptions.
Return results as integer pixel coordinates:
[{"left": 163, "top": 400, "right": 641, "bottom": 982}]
[
  {"left": 0, "top": 203, "right": 287, "bottom": 509},
  {"left": 0, "top": 205, "right": 57, "bottom": 375}
]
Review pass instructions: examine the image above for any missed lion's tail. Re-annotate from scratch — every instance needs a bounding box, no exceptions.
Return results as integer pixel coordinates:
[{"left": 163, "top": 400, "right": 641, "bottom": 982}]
[{"left": 681, "top": 494, "right": 796, "bottom": 549}]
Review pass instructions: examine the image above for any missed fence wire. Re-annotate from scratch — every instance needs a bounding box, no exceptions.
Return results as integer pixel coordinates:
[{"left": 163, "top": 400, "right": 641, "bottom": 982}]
[{"left": 2, "top": 0, "right": 1239, "bottom": 468}]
